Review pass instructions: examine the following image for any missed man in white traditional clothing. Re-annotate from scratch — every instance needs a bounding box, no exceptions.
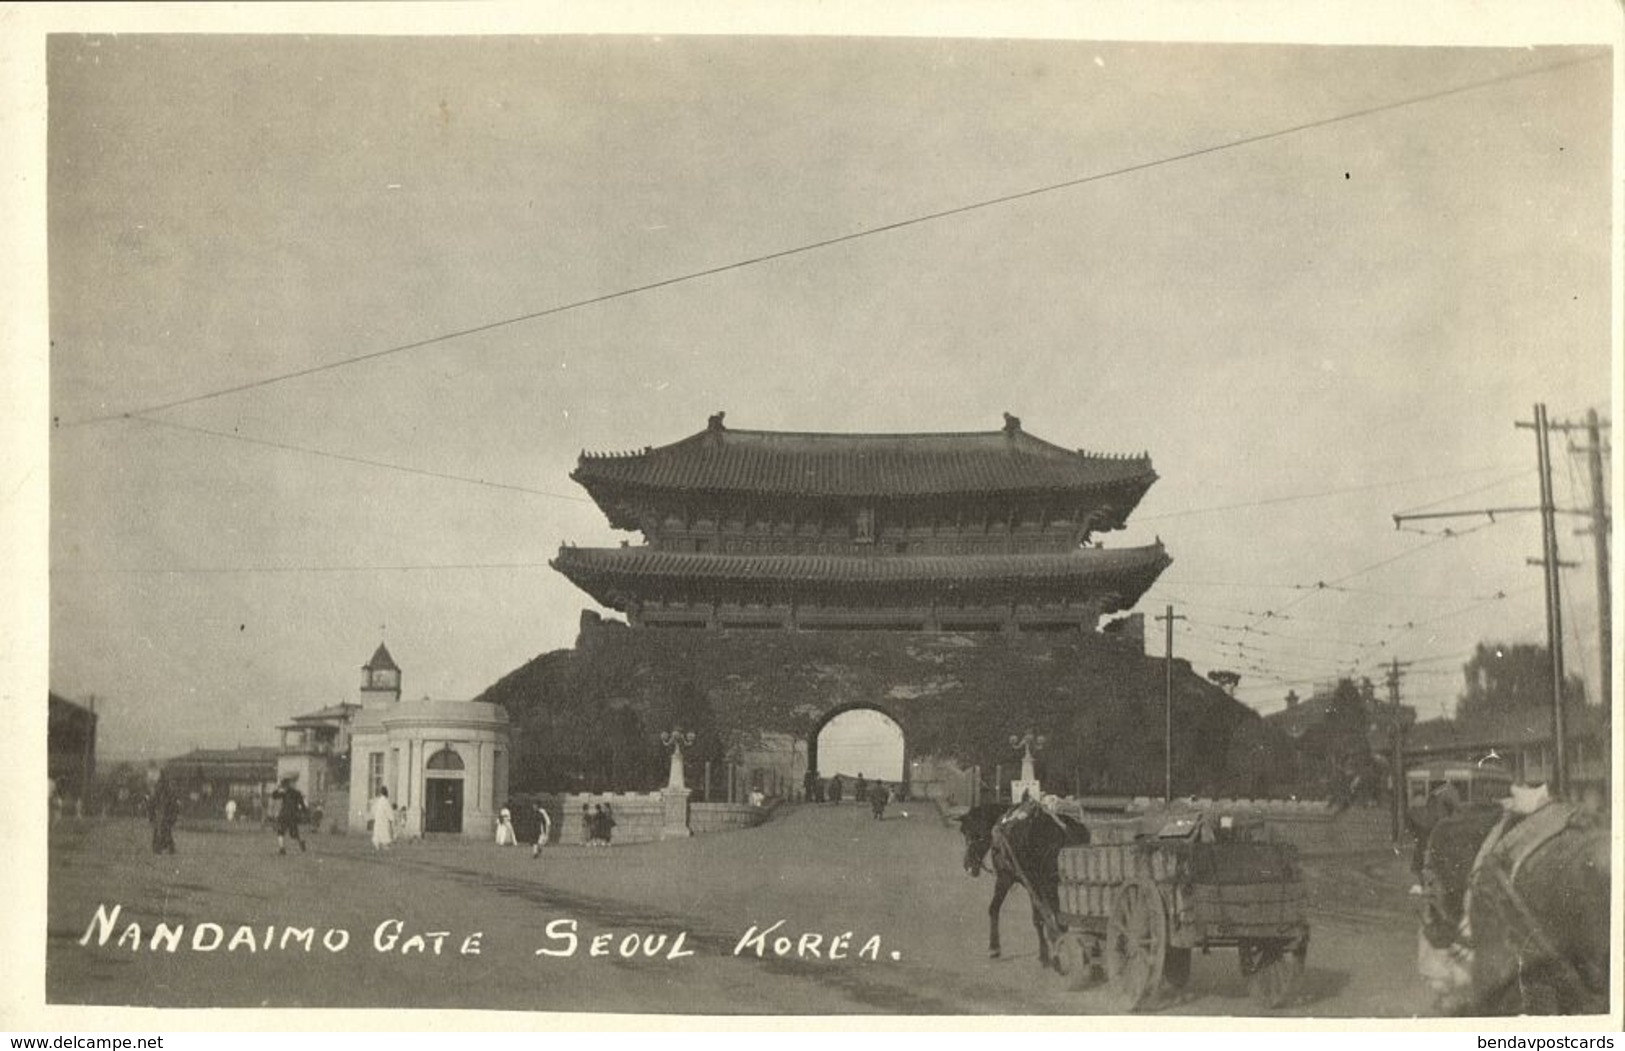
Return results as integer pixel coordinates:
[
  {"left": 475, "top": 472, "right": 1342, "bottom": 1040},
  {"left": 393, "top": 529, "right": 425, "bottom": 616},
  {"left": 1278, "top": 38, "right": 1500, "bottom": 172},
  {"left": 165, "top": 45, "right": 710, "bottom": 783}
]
[
  {"left": 532, "top": 803, "right": 552, "bottom": 859},
  {"left": 370, "top": 786, "right": 395, "bottom": 851},
  {"left": 495, "top": 806, "right": 517, "bottom": 846}
]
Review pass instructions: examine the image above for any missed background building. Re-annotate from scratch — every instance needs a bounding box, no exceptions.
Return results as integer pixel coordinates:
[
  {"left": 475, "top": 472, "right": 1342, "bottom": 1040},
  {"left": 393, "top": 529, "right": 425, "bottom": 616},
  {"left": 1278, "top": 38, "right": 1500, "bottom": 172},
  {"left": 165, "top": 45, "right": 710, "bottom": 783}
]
[
  {"left": 344, "top": 643, "right": 511, "bottom": 839},
  {"left": 47, "top": 692, "right": 98, "bottom": 804},
  {"left": 161, "top": 746, "right": 278, "bottom": 819},
  {"left": 276, "top": 702, "right": 360, "bottom": 818}
]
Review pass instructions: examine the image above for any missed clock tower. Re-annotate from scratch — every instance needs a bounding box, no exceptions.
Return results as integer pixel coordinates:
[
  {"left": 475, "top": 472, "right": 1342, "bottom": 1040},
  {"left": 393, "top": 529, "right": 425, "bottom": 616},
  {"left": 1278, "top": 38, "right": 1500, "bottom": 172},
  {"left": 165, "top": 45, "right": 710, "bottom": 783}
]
[{"left": 359, "top": 642, "right": 401, "bottom": 707}]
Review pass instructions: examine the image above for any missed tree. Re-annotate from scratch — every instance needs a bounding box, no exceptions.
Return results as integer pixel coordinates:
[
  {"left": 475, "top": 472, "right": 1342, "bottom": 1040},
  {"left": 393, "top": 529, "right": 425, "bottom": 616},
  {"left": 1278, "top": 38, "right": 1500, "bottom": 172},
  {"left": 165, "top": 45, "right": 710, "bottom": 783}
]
[
  {"left": 1457, "top": 643, "right": 1586, "bottom": 724},
  {"left": 1295, "top": 678, "right": 1375, "bottom": 794}
]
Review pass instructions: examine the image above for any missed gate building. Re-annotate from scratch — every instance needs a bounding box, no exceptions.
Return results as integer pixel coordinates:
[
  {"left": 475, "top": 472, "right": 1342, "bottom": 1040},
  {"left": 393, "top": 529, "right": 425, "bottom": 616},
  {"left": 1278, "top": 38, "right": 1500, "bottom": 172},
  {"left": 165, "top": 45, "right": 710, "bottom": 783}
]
[{"left": 553, "top": 412, "right": 1171, "bottom": 633}]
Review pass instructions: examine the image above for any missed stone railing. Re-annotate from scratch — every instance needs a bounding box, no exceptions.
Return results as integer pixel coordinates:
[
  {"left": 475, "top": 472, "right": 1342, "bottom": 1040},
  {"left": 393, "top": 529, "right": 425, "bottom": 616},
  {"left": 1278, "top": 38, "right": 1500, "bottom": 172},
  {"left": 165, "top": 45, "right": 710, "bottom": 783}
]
[
  {"left": 560, "top": 792, "right": 666, "bottom": 844},
  {"left": 557, "top": 791, "right": 775, "bottom": 843},
  {"left": 690, "top": 801, "right": 770, "bottom": 834}
]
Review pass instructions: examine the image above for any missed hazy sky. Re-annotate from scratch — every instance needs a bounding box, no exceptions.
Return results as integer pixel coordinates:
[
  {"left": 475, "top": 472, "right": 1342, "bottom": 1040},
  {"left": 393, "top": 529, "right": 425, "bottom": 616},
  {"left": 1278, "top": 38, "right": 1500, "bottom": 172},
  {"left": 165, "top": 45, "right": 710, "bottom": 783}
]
[{"left": 44, "top": 33, "right": 1613, "bottom": 758}]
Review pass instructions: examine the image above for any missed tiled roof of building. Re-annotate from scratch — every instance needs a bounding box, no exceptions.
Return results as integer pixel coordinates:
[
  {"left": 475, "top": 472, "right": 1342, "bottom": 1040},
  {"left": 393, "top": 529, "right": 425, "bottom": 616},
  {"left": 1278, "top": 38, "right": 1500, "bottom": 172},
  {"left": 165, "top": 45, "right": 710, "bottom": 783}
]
[
  {"left": 1407, "top": 704, "right": 1611, "bottom": 753},
  {"left": 572, "top": 415, "right": 1157, "bottom": 502},
  {"left": 552, "top": 543, "right": 1169, "bottom": 607},
  {"left": 163, "top": 747, "right": 279, "bottom": 778},
  {"left": 280, "top": 703, "right": 360, "bottom": 728}
]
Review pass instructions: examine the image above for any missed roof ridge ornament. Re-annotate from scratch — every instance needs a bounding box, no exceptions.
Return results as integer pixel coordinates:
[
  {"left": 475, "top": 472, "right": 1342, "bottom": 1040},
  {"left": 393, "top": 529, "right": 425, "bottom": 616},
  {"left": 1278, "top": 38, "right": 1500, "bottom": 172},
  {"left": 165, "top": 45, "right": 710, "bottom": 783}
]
[
  {"left": 708, "top": 411, "right": 727, "bottom": 432},
  {"left": 1002, "top": 412, "right": 1021, "bottom": 435}
]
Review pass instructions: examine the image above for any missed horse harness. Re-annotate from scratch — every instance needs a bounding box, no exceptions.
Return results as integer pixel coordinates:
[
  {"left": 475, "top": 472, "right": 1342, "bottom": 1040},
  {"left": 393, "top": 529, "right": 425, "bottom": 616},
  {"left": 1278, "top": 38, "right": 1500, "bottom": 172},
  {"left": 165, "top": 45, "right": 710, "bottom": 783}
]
[
  {"left": 1460, "top": 802, "right": 1601, "bottom": 995},
  {"left": 991, "top": 806, "right": 1067, "bottom": 939}
]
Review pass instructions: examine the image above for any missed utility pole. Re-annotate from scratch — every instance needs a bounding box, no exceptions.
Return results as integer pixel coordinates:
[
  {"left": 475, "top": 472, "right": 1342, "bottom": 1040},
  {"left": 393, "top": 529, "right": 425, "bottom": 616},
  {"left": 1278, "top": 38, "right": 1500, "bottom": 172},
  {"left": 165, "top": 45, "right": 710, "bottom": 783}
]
[
  {"left": 1518, "top": 403, "right": 1569, "bottom": 797},
  {"left": 83, "top": 695, "right": 98, "bottom": 805},
  {"left": 1571, "top": 409, "right": 1612, "bottom": 707},
  {"left": 1396, "top": 405, "right": 1606, "bottom": 799},
  {"left": 1155, "top": 605, "right": 1186, "bottom": 804},
  {"left": 1384, "top": 662, "right": 1411, "bottom": 846}
]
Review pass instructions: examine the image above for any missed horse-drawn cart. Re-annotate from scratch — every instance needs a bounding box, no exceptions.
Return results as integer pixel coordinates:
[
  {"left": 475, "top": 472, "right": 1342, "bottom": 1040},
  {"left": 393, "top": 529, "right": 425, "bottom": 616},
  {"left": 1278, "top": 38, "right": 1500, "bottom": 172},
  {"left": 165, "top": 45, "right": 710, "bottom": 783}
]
[{"left": 1039, "top": 818, "right": 1310, "bottom": 1011}]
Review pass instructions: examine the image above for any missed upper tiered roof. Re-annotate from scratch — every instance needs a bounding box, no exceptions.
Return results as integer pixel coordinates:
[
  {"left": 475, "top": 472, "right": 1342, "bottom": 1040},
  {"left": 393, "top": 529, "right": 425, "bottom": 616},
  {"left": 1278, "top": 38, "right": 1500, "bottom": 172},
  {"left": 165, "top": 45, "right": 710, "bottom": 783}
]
[{"left": 573, "top": 413, "right": 1156, "bottom": 504}]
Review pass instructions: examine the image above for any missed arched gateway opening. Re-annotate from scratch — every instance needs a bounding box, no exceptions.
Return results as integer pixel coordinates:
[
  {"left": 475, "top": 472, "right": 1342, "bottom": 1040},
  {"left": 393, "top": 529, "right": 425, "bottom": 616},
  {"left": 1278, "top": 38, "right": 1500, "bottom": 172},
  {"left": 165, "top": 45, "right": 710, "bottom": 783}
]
[{"left": 812, "top": 706, "right": 905, "bottom": 783}]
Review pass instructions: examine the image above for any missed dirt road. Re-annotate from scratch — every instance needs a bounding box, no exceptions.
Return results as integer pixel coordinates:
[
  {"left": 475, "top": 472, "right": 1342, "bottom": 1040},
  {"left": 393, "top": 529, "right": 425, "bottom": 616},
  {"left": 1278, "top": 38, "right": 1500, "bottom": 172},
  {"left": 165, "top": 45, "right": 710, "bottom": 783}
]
[{"left": 47, "top": 802, "right": 1436, "bottom": 1017}]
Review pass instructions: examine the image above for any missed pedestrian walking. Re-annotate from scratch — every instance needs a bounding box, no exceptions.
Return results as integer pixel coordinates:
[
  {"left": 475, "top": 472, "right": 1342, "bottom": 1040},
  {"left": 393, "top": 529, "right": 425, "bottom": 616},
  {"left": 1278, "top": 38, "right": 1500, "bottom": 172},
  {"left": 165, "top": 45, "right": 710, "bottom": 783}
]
[
  {"left": 224, "top": 798, "right": 237, "bottom": 824},
  {"left": 600, "top": 803, "right": 616, "bottom": 846},
  {"left": 531, "top": 804, "right": 553, "bottom": 859},
  {"left": 869, "top": 781, "right": 889, "bottom": 820},
  {"left": 495, "top": 806, "right": 517, "bottom": 846},
  {"left": 369, "top": 786, "right": 395, "bottom": 851},
  {"left": 829, "top": 775, "right": 844, "bottom": 804},
  {"left": 271, "top": 775, "right": 309, "bottom": 855},
  {"left": 147, "top": 777, "right": 180, "bottom": 855}
]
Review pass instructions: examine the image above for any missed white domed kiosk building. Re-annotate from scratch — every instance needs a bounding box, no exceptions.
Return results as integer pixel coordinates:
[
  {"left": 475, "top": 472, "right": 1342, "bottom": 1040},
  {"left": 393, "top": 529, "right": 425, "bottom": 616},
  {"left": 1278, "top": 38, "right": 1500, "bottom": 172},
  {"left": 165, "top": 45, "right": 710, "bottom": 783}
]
[{"left": 344, "top": 644, "right": 511, "bottom": 840}]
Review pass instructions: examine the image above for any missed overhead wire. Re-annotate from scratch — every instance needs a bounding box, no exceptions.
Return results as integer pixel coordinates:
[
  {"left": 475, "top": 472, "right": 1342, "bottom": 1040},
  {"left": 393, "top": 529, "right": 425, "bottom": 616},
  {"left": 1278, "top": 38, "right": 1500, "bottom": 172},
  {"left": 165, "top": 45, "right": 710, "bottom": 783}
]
[
  {"left": 1138, "top": 465, "right": 1527, "bottom": 524},
  {"left": 127, "top": 415, "right": 593, "bottom": 503},
  {"left": 56, "top": 52, "right": 1605, "bottom": 429}
]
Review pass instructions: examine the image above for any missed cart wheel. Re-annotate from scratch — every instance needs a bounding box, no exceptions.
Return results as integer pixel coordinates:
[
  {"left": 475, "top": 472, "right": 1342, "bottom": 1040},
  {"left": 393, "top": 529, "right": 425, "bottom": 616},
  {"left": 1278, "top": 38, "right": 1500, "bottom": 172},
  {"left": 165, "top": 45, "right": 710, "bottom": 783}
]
[
  {"left": 1050, "top": 930, "right": 1093, "bottom": 992},
  {"left": 1105, "top": 877, "right": 1167, "bottom": 1011},
  {"left": 1239, "top": 936, "right": 1306, "bottom": 1009},
  {"left": 1163, "top": 947, "right": 1192, "bottom": 989}
]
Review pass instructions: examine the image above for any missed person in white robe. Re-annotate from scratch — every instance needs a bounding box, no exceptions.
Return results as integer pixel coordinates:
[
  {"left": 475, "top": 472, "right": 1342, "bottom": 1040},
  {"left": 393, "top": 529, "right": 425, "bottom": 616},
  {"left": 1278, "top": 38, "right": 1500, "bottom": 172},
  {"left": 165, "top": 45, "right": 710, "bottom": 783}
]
[
  {"left": 495, "top": 806, "right": 517, "bottom": 846},
  {"left": 370, "top": 787, "right": 396, "bottom": 851}
]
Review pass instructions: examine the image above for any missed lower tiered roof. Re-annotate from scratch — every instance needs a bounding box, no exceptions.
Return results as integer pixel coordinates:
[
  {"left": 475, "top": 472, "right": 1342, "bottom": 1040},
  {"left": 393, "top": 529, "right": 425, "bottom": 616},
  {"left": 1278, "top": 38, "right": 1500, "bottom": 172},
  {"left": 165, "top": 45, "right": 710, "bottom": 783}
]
[{"left": 551, "top": 542, "right": 1170, "bottom": 615}]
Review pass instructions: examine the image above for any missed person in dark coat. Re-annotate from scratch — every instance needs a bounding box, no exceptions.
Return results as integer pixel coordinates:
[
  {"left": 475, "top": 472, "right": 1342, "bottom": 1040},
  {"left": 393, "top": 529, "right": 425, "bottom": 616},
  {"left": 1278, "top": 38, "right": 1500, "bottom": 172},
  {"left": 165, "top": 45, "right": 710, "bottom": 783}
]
[
  {"left": 828, "top": 775, "right": 844, "bottom": 804},
  {"left": 1409, "top": 780, "right": 1461, "bottom": 893},
  {"left": 855, "top": 774, "right": 869, "bottom": 804},
  {"left": 271, "top": 775, "right": 309, "bottom": 855},
  {"left": 147, "top": 777, "right": 180, "bottom": 855},
  {"left": 869, "top": 781, "right": 890, "bottom": 820}
]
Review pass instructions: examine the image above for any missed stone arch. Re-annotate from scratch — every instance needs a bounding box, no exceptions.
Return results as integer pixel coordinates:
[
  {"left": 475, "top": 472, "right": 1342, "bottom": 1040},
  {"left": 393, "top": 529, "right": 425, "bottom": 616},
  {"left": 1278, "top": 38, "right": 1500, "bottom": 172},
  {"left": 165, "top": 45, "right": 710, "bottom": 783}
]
[
  {"left": 426, "top": 746, "right": 464, "bottom": 772},
  {"left": 809, "top": 703, "right": 907, "bottom": 784}
]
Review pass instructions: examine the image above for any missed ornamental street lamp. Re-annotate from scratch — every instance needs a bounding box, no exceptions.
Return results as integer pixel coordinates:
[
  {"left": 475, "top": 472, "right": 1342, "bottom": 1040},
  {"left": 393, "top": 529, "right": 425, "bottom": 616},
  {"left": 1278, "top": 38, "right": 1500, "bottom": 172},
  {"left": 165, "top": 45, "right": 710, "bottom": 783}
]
[
  {"left": 1009, "top": 732, "right": 1045, "bottom": 797},
  {"left": 661, "top": 730, "right": 696, "bottom": 790}
]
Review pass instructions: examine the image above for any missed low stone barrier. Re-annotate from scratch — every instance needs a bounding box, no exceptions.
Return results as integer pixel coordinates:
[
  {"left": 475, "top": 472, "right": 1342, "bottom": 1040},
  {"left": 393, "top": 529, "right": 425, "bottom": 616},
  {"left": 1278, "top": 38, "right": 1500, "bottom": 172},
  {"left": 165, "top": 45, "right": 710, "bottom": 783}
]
[
  {"left": 690, "top": 801, "right": 769, "bottom": 834},
  {"left": 554, "top": 792, "right": 777, "bottom": 842},
  {"left": 561, "top": 792, "right": 665, "bottom": 844}
]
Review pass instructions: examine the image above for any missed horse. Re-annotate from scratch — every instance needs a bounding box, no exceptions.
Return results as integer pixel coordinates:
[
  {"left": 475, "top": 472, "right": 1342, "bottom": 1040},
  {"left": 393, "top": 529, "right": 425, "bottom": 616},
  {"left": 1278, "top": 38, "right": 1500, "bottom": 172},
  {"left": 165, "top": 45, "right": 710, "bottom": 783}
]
[
  {"left": 958, "top": 800, "right": 1091, "bottom": 969},
  {"left": 1418, "top": 799, "right": 1610, "bottom": 1015}
]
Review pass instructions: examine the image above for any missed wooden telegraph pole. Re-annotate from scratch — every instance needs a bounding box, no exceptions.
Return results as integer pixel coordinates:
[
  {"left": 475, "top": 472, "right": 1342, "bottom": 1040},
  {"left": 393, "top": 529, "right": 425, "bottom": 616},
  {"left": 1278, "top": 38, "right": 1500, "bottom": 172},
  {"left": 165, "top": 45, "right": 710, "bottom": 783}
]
[
  {"left": 1395, "top": 404, "right": 1606, "bottom": 799},
  {"left": 1384, "top": 661, "right": 1412, "bottom": 845},
  {"left": 1519, "top": 404, "right": 1570, "bottom": 797},
  {"left": 1572, "top": 409, "right": 1612, "bottom": 707},
  {"left": 1155, "top": 605, "right": 1186, "bottom": 804}
]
